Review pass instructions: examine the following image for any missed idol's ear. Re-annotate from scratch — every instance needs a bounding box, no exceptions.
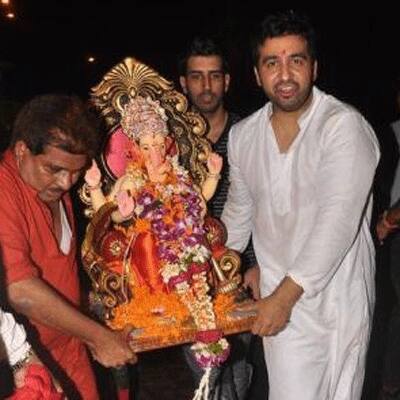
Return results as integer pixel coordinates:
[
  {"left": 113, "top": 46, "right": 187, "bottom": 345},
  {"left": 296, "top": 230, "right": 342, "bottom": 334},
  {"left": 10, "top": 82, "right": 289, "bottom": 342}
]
[
  {"left": 165, "top": 136, "right": 178, "bottom": 157},
  {"left": 102, "top": 127, "right": 132, "bottom": 179}
]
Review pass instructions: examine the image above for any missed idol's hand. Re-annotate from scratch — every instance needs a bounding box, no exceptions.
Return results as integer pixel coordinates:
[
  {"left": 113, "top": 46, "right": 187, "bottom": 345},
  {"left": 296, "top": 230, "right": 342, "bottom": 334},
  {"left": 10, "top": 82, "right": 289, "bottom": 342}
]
[
  {"left": 207, "top": 153, "right": 223, "bottom": 175},
  {"left": 116, "top": 190, "right": 135, "bottom": 218},
  {"left": 84, "top": 159, "right": 102, "bottom": 188}
]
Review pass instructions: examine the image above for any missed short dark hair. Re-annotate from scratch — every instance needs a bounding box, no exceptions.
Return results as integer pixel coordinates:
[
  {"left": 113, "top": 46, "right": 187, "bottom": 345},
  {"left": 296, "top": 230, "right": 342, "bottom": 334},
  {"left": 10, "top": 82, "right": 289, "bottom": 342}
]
[
  {"left": 11, "top": 94, "right": 100, "bottom": 158},
  {"left": 251, "top": 10, "right": 317, "bottom": 66},
  {"left": 178, "top": 36, "right": 229, "bottom": 76}
]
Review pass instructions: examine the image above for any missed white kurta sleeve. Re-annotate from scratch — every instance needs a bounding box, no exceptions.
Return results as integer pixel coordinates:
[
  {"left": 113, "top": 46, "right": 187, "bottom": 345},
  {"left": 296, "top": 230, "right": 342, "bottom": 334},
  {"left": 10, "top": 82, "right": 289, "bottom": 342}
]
[
  {"left": 0, "top": 309, "right": 31, "bottom": 366},
  {"left": 221, "top": 127, "right": 254, "bottom": 252},
  {"left": 288, "top": 112, "right": 379, "bottom": 297}
]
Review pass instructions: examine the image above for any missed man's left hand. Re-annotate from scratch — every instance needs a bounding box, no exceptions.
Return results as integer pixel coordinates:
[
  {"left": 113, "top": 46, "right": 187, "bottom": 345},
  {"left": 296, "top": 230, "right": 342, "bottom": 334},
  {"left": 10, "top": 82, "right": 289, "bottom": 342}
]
[
  {"left": 237, "top": 294, "right": 291, "bottom": 336},
  {"left": 237, "top": 275, "right": 303, "bottom": 336}
]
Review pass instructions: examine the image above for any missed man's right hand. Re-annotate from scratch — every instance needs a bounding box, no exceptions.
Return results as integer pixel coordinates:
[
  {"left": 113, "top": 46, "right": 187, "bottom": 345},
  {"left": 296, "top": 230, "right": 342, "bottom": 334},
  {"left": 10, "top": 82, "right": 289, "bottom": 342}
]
[
  {"left": 243, "top": 265, "right": 261, "bottom": 300},
  {"left": 88, "top": 326, "right": 137, "bottom": 368},
  {"left": 376, "top": 210, "right": 399, "bottom": 243},
  {"left": 8, "top": 278, "right": 137, "bottom": 369}
]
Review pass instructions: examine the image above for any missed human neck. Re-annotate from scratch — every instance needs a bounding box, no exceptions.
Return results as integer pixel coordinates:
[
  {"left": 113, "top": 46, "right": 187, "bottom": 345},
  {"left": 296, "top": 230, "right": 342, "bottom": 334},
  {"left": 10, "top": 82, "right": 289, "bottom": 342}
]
[
  {"left": 204, "top": 107, "right": 228, "bottom": 144},
  {"left": 270, "top": 93, "right": 314, "bottom": 152},
  {"left": 271, "top": 109, "right": 302, "bottom": 154},
  {"left": 272, "top": 109, "right": 301, "bottom": 126},
  {"left": 272, "top": 91, "right": 313, "bottom": 124}
]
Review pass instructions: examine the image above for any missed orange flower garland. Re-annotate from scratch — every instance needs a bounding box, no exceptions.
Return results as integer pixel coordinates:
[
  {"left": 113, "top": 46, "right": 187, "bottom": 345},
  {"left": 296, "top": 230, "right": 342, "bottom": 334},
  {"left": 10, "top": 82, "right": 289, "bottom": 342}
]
[{"left": 110, "top": 285, "right": 191, "bottom": 341}]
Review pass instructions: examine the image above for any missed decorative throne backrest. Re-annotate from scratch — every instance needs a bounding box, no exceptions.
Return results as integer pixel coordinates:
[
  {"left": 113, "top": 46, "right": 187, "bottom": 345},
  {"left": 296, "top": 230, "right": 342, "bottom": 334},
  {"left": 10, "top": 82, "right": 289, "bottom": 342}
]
[{"left": 81, "top": 57, "right": 211, "bottom": 210}]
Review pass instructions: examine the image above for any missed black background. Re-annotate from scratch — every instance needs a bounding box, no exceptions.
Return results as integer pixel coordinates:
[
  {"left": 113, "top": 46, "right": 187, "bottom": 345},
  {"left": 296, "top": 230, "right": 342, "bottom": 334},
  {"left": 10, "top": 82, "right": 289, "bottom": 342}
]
[{"left": 1, "top": 1, "right": 399, "bottom": 126}]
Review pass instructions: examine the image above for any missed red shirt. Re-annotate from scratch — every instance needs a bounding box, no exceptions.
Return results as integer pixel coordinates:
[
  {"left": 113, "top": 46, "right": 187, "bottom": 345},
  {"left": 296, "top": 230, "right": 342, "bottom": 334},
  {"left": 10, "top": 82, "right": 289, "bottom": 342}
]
[{"left": 0, "top": 149, "right": 98, "bottom": 399}]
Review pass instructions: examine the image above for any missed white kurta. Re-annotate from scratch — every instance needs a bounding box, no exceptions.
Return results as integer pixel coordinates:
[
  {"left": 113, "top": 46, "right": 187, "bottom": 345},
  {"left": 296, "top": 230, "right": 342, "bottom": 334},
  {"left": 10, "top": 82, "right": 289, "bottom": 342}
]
[
  {"left": 222, "top": 87, "right": 379, "bottom": 400},
  {"left": 0, "top": 309, "right": 31, "bottom": 367}
]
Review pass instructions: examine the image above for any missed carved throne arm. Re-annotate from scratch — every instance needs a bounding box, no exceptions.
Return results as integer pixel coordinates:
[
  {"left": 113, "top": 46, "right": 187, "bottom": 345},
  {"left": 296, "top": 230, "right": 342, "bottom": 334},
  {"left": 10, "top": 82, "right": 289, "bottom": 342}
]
[
  {"left": 82, "top": 202, "right": 131, "bottom": 320},
  {"left": 204, "top": 216, "right": 242, "bottom": 294}
]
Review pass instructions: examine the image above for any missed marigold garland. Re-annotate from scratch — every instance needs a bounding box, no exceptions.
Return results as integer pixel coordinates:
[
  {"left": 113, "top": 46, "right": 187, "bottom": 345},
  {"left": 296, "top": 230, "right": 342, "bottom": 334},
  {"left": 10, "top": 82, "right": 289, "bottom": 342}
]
[{"left": 110, "top": 286, "right": 191, "bottom": 341}]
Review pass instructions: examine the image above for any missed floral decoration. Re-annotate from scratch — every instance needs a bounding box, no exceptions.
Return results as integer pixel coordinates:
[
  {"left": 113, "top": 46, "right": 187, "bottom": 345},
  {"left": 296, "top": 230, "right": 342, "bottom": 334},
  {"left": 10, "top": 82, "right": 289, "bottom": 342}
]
[{"left": 109, "top": 155, "right": 230, "bottom": 367}]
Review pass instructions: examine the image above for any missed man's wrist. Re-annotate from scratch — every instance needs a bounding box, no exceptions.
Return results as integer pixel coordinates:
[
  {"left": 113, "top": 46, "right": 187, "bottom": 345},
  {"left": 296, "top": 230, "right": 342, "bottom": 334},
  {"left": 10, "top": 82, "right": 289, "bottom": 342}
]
[
  {"left": 272, "top": 276, "right": 303, "bottom": 309},
  {"left": 80, "top": 320, "right": 107, "bottom": 348},
  {"left": 11, "top": 348, "right": 34, "bottom": 372}
]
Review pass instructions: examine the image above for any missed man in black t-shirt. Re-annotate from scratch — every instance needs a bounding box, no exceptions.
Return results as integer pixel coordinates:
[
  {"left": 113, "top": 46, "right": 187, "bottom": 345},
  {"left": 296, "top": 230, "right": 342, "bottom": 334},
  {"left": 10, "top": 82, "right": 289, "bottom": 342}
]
[{"left": 179, "top": 36, "right": 268, "bottom": 400}]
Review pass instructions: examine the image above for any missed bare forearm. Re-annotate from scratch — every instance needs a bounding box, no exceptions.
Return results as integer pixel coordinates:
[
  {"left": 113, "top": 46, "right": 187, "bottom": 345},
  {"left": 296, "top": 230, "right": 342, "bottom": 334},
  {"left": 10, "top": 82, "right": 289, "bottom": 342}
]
[
  {"left": 7, "top": 277, "right": 102, "bottom": 347},
  {"left": 202, "top": 176, "right": 219, "bottom": 201},
  {"left": 7, "top": 278, "right": 136, "bottom": 368}
]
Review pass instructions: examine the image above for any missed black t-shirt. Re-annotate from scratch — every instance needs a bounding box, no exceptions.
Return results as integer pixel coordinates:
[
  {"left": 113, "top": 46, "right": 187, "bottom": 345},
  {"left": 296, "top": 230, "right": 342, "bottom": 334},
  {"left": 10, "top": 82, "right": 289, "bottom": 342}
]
[{"left": 207, "top": 112, "right": 257, "bottom": 269}]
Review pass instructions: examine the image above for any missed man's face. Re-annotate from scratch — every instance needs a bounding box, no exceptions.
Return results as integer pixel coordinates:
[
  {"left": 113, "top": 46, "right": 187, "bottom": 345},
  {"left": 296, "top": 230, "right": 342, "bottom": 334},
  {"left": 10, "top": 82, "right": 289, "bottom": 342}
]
[
  {"left": 180, "top": 55, "right": 230, "bottom": 115},
  {"left": 15, "top": 141, "right": 88, "bottom": 204},
  {"left": 254, "top": 34, "right": 317, "bottom": 113}
]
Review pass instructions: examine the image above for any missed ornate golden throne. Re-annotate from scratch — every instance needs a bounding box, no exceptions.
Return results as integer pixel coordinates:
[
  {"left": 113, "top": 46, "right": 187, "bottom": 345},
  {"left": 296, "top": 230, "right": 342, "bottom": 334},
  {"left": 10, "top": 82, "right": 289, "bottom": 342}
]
[{"left": 80, "top": 57, "right": 243, "bottom": 323}]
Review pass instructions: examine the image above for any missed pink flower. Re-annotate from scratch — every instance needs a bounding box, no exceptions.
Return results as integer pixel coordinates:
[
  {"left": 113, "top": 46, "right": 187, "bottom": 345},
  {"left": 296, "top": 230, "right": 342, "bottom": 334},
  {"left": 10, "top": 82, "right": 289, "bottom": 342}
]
[
  {"left": 188, "top": 262, "right": 210, "bottom": 276},
  {"left": 195, "top": 329, "right": 223, "bottom": 344},
  {"left": 194, "top": 345, "right": 230, "bottom": 368},
  {"left": 167, "top": 271, "right": 190, "bottom": 289}
]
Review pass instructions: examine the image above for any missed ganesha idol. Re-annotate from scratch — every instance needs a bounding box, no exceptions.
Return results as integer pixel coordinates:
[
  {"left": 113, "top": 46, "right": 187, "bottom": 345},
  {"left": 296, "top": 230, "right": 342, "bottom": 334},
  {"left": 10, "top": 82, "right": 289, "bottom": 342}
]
[
  {"left": 85, "top": 95, "right": 223, "bottom": 292},
  {"left": 83, "top": 95, "right": 229, "bottom": 362},
  {"left": 80, "top": 59, "right": 253, "bottom": 380}
]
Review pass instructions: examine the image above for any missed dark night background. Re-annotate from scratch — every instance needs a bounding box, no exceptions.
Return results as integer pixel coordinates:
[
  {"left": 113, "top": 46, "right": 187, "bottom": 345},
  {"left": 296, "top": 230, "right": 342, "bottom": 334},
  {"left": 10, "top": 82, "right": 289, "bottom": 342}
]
[
  {"left": 1, "top": 2, "right": 400, "bottom": 398},
  {"left": 1, "top": 2, "right": 400, "bottom": 126}
]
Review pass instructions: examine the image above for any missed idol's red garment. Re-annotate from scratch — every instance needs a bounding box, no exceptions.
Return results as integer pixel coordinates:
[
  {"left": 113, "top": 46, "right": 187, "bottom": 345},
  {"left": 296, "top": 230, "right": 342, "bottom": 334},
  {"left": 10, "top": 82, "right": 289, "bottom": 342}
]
[{"left": 0, "top": 149, "right": 98, "bottom": 399}]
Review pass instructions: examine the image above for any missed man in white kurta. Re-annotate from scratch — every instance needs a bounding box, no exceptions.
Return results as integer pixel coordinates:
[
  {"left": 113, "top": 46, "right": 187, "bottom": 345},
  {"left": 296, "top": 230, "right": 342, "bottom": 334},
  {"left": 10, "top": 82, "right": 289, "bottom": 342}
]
[{"left": 222, "top": 84, "right": 379, "bottom": 399}]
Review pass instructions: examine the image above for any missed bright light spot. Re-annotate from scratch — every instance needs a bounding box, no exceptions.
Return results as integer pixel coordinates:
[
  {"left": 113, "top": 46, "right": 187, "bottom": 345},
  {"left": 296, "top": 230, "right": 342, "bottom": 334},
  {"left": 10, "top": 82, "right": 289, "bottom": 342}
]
[
  {"left": 6, "top": 12, "right": 15, "bottom": 19},
  {"left": 1, "top": 0, "right": 10, "bottom": 5},
  {"left": 87, "top": 56, "right": 95, "bottom": 63}
]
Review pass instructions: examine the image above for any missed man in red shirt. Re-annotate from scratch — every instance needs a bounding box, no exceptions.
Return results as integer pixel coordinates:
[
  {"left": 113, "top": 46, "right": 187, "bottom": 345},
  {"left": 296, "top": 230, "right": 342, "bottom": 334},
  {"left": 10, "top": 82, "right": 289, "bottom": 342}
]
[{"left": 0, "top": 94, "right": 137, "bottom": 399}]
